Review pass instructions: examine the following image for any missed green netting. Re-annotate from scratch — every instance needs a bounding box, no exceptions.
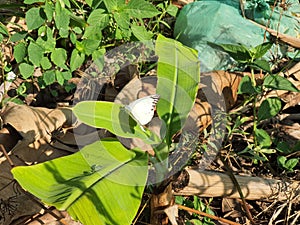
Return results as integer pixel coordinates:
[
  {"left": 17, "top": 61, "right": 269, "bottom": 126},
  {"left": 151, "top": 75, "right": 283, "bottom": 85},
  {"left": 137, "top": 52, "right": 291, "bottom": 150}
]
[
  {"left": 244, "top": 0, "right": 300, "bottom": 38},
  {"left": 174, "top": 0, "right": 300, "bottom": 71}
]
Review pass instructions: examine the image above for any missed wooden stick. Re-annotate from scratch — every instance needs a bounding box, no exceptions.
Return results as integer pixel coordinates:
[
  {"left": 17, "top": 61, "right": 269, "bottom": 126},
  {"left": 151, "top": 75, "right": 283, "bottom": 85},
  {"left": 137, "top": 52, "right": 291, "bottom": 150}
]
[
  {"left": 177, "top": 204, "right": 241, "bottom": 225},
  {"left": 175, "top": 169, "right": 300, "bottom": 201},
  {"left": 0, "top": 144, "right": 14, "bottom": 167}
]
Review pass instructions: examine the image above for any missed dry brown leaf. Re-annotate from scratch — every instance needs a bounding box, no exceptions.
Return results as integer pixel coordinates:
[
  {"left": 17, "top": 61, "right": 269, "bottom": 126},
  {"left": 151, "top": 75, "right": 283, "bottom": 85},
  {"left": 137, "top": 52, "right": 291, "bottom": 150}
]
[
  {"left": 1, "top": 103, "right": 74, "bottom": 145},
  {"left": 201, "top": 70, "right": 242, "bottom": 110},
  {"left": 0, "top": 103, "right": 79, "bottom": 163}
]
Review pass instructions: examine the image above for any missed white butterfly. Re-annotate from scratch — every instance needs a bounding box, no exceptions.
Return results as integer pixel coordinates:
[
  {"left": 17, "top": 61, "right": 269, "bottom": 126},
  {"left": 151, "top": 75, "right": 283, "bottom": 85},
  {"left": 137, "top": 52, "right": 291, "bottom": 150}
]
[{"left": 125, "top": 94, "right": 160, "bottom": 126}]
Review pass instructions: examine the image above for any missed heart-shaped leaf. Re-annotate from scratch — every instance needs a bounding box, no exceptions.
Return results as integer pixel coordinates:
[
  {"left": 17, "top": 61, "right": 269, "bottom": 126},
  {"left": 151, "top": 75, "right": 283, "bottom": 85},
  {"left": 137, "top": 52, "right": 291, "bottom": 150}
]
[{"left": 257, "top": 97, "right": 281, "bottom": 122}]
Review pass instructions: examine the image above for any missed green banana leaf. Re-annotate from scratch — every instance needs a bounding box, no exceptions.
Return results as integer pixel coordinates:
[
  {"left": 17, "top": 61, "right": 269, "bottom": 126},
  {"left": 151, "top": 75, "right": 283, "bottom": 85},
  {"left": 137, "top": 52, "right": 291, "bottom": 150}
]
[
  {"left": 73, "top": 101, "right": 161, "bottom": 145},
  {"left": 156, "top": 34, "right": 200, "bottom": 147},
  {"left": 12, "top": 138, "right": 148, "bottom": 225}
]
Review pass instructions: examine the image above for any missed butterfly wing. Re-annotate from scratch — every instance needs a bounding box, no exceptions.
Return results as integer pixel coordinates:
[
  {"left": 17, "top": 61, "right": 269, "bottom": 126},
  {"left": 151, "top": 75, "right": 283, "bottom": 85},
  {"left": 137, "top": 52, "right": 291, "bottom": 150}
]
[{"left": 125, "top": 94, "right": 160, "bottom": 125}]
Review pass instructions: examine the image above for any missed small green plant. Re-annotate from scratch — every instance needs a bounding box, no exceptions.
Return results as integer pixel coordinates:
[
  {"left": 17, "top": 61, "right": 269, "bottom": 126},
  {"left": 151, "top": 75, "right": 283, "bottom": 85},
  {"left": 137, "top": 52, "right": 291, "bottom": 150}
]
[
  {"left": 215, "top": 42, "right": 300, "bottom": 162},
  {"left": 12, "top": 35, "right": 200, "bottom": 225},
  {"left": 1, "top": 0, "right": 177, "bottom": 104},
  {"left": 277, "top": 156, "right": 299, "bottom": 172},
  {"left": 225, "top": 114, "right": 250, "bottom": 139},
  {"left": 13, "top": 0, "right": 160, "bottom": 88},
  {"left": 175, "top": 196, "right": 215, "bottom": 225},
  {"left": 0, "top": 22, "right": 13, "bottom": 77},
  {"left": 0, "top": 24, "right": 22, "bottom": 105},
  {"left": 276, "top": 141, "right": 299, "bottom": 172}
]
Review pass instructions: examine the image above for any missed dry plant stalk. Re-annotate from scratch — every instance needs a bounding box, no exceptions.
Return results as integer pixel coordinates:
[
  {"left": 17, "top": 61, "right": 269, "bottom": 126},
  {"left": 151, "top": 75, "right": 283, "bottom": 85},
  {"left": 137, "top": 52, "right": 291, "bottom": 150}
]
[{"left": 175, "top": 169, "right": 300, "bottom": 202}]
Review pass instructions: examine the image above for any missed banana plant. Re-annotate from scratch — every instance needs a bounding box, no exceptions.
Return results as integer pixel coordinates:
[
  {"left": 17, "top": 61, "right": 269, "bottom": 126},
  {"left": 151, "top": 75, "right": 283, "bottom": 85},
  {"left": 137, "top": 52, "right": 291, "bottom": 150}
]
[{"left": 12, "top": 35, "right": 200, "bottom": 225}]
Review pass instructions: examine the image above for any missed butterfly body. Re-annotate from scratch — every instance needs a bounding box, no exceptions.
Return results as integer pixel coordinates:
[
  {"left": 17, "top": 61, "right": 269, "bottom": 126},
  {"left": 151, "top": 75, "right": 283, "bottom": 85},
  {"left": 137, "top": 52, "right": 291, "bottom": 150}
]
[{"left": 125, "top": 94, "right": 160, "bottom": 126}]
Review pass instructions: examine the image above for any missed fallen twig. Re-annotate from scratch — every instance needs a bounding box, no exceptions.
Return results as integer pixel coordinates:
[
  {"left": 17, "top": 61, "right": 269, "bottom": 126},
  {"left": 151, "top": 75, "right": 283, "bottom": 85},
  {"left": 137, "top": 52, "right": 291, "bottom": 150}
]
[
  {"left": 0, "top": 144, "right": 14, "bottom": 167},
  {"left": 177, "top": 204, "right": 241, "bottom": 225}
]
